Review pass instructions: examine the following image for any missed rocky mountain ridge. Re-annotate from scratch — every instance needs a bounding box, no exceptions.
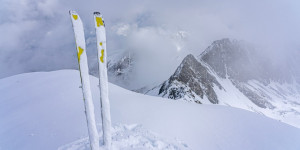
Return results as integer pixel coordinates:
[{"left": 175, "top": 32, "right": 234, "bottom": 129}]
[
  {"left": 157, "top": 54, "right": 222, "bottom": 104},
  {"left": 107, "top": 38, "right": 300, "bottom": 127},
  {"left": 147, "top": 38, "right": 300, "bottom": 128}
]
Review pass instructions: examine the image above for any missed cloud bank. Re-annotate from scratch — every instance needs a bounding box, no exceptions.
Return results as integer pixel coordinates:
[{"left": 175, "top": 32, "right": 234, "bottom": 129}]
[{"left": 1, "top": 0, "right": 300, "bottom": 82}]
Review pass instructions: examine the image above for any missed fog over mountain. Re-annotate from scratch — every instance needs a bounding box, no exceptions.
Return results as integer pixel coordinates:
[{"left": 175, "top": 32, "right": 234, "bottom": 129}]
[
  {"left": 144, "top": 38, "right": 300, "bottom": 128},
  {"left": 1, "top": 0, "right": 300, "bottom": 87}
]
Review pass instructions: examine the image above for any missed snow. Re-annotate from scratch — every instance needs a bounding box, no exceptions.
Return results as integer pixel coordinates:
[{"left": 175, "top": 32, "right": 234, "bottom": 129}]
[
  {"left": 1, "top": 70, "right": 300, "bottom": 150},
  {"left": 59, "top": 124, "right": 190, "bottom": 150}
]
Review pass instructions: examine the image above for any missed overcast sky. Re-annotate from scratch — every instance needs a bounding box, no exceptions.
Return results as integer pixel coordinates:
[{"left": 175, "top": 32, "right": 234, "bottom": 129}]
[{"left": 1, "top": 0, "right": 300, "bottom": 82}]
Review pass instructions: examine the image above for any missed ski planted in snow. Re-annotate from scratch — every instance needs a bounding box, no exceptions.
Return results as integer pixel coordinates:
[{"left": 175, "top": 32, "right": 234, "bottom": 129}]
[
  {"left": 69, "top": 10, "right": 100, "bottom": 150},
  {"left": 93, "top": 12, "right": 112, "bottom": 149}
]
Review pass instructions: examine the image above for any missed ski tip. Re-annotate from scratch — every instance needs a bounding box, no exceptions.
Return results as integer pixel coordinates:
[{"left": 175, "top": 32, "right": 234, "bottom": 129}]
[
  {"left": 69, "top": 10, "right": 78, "bottom": 15},
  {"left": 94, "top": 12, "right": 101, "bottom": 16},
  {"left": 94, "top": 12, "right": 105, "bottom": 27},
  {"left": 69, "top": 10, "right": 80, "bottom": 21}
]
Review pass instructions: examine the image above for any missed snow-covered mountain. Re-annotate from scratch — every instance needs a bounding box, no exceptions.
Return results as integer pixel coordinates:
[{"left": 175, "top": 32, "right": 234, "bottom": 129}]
[
  {"left": 147, "top": 38, "right": 300, "bottom": 128},
  {"left": 1, "top": 70, "right": 300, "bottom": 150},
  {"left": 148, "top": 54, "right": 222, "bottom": 104},
  {"left": 107, "top": 51, "right": 135, "bottom": 89}
]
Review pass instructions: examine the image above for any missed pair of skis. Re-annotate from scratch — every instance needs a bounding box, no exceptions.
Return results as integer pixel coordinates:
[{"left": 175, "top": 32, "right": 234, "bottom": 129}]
[{"left": 69, "top": 10, "right": 111, "bottom": 150}]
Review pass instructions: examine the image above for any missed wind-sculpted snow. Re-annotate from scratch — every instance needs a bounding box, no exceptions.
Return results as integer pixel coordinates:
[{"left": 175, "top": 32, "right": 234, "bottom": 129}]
[{"left": 1, "top": 70, "right": 300, "bottom": 150}]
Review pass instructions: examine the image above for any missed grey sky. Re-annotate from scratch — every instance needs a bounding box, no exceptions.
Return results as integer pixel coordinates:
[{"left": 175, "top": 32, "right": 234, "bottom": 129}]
[{"left": 1, "top": 0, "right": 300, "bottom": 83}]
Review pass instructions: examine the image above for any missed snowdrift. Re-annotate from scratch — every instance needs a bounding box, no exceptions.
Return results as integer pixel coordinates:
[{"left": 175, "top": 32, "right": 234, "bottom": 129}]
[{"left": 1, "top": 70, "right": 300, "bottom": 150}]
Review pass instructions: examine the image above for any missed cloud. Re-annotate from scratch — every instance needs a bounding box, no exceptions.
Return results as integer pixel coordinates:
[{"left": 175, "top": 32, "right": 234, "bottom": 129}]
[{"left": 1, "top": 0, "right": 300, "bottom": 81}]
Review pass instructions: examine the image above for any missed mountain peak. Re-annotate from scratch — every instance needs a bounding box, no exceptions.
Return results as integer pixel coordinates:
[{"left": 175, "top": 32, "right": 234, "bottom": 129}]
[
  {"left": 210, "top": 38, "right": 237, "bottom": 46},
  {"left": 199, "top": 38, "right": 240, "bottom": 57},
  {"left": 181, "top": 54, "right": 196, "bottom": 63},
  {"left": 158, "top": 54, "right": 222, "bottom": 104},
  {"left": 199, "top": 38, "right": 293, "bottom": 84},
  {"left": 199, "top": 38, "right": 268, "bottom": 82}
]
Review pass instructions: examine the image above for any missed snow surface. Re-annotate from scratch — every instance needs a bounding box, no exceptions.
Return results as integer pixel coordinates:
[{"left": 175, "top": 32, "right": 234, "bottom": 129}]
[
  {"left": 59, "top": 124, "right": 189, "bottom": 150},
  {"left": 1, "top": 70, "right": 300, "bottom": 150}
]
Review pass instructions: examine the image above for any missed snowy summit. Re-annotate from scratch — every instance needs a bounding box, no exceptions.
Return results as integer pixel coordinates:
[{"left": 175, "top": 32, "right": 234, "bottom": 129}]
[{"left": 1, "top": 70, "right": 300, "bottom": 150}]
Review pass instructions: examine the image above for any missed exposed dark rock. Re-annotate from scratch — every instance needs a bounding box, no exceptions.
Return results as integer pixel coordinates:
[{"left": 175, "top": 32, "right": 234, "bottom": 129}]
[{"left": 159, "top": 54, "right": 222, "bottom": 104}]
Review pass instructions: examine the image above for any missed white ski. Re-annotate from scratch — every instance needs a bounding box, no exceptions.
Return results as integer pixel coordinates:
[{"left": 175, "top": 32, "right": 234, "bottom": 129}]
[
  {"left": 93, "top": 12, "right": 112, "bottom": 149},
  {"left": 69, "top": 10, "right": 100, "bottom": 150}
]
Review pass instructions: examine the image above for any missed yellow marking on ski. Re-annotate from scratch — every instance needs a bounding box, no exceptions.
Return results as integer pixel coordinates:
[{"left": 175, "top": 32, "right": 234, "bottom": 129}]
[
  {"left": 100, "top": 42, "right": 102, "bottom": 46},
  {"left": 78, "top": 46, "right": 84, "bottom": 61},
  {"left": 96, "top": 17, "right": 104, "bottom": 27},
  {"left": 100, "top": 49, "right": 104, "bottom": 63},
  {"left": 72, "top": 14, "right": 78, "bottom": 20}
]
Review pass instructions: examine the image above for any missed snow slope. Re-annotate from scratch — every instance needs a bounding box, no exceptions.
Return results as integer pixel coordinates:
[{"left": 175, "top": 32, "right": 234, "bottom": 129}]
[{"left": 1, "top": 70, "right": 300, "bottom": 150}]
